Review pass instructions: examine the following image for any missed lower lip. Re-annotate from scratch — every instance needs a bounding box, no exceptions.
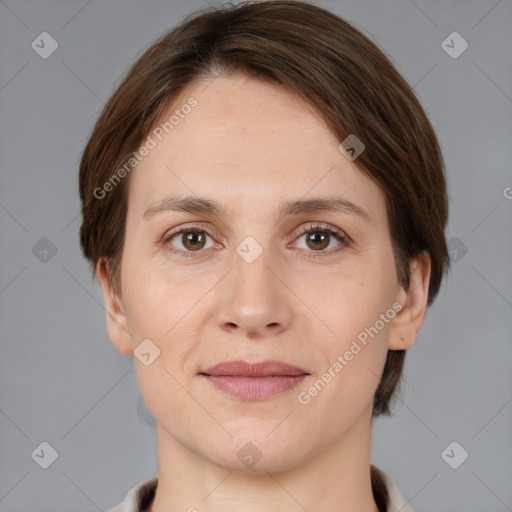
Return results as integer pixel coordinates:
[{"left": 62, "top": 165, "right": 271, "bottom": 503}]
[{"left": 202, "top": 375, "right": 308, "bottom": 400}]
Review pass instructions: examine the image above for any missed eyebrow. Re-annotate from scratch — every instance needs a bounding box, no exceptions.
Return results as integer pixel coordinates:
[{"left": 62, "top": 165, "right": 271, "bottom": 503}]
[{"left": 143, "top": 195, "right": 371, "bottom": 224}]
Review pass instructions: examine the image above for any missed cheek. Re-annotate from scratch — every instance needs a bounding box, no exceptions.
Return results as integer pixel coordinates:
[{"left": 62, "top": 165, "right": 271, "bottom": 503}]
[
  {"left": 303, "top": 274, "right": 395, "bottom": 403},
  {"left": 302, "top": 327, "right": 389, "bottom": 421},
  {"left": 120, "top": 251, "right": 184, "bottom": 334},
  {"left": 120, "top": 258, "right": 215, "bottom": 375},
  {"left": 310, "top": 264, "right": 394, "bottom": 342},
  {"left": 125, "top": 272, "right": 202, "bottom": 425}
]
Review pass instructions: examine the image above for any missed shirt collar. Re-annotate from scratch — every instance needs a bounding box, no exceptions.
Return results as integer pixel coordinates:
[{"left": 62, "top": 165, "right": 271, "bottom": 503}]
[{"left": 108, "top": 466, "right": 413, "bottom": 512}]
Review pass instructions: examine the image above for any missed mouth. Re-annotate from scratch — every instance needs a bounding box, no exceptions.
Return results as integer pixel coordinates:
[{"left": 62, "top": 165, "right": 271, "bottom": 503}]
[{"left": 199, "top": 360, "right": 310, "bottom": 400}]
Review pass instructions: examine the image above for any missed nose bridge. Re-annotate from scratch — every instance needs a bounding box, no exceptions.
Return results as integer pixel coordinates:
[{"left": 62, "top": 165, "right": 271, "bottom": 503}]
[{"left": 213, "top": 237, "right": 292, "bottom": 335}]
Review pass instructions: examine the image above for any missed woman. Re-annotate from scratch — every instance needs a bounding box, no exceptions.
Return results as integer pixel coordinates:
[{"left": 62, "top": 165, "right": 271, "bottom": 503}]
[{"left": 79, "top": 1, "right": 450, "bottom": 511}]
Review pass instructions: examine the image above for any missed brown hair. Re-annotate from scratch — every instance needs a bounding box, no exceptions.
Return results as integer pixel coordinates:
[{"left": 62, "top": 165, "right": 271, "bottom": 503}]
[{"left": 79, "top": 0, "right": 449, "bottom": 424}]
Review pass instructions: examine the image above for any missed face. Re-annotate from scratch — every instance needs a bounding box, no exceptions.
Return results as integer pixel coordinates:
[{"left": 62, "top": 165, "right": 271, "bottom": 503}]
[{"left": 98, "top": 74, "right": 430, "bottom": 473}]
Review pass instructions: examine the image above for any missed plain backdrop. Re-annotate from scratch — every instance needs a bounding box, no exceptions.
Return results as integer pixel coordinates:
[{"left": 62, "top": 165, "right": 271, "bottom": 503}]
[{"left": 0, "top": 1, "right": 511, "bottom": 511}]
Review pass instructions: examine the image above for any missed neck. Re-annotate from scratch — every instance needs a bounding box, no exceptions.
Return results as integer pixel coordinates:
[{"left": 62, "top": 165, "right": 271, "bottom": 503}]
[{"left": 147, "top": 407, "right": 379, "bottom": 512}]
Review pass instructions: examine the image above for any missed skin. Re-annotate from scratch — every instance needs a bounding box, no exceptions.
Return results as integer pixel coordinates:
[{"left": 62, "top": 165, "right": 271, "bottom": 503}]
[{"left": 96, "top": 74, "right": 431, "bottom": 512}]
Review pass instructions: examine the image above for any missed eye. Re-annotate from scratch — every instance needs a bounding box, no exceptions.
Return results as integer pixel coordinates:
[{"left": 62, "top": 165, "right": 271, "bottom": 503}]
[
  {"left": 161, "top": 222, "right": 351, "bottom": 259},
  {"left": 162, "top": 225, "right": 217, "bottom": 257},
  {"left": 291, "top": 223, "right": 351, "bottom": 257}
]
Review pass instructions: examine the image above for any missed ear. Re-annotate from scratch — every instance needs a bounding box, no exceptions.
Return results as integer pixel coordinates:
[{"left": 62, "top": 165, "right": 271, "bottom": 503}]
[
  {"left": 96, "top": 258, "right": 133, "bottom": 356},
  {"left": 388, "top": 251, "right": 431, "bottom": 351}
]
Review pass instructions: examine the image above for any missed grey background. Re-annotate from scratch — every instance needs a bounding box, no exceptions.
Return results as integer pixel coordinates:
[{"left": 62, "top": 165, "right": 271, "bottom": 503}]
[{"left": 0, "top": 0, "right": 511, "bottom": 510}]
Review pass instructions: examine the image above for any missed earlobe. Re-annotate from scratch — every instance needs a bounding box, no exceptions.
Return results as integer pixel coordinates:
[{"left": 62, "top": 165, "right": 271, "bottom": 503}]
[
  {"left": 96, "top": 258, "right": 133, "bottom": 356},
  {"left": 388, "top": 251, "right": 431, "bottom": 351}
]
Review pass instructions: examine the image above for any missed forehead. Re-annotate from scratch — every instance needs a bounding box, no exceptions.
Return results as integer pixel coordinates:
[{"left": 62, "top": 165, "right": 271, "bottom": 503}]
[{"left": 127, "top": 75, "right": 384, "bottom": 221}]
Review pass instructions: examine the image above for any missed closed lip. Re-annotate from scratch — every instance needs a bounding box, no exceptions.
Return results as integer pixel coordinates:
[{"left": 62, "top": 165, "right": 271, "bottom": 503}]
[{"left": 200, "top": 360, "right": 309, "bottom": 377}]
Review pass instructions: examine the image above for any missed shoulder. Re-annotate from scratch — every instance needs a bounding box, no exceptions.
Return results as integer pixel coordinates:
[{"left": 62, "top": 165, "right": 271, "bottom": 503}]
[
  {"left": 108, "top": 476, "right": 158, "bottom": 512},
  {"left": 372, "top": 464, "right": 414, "bottom": 512}
]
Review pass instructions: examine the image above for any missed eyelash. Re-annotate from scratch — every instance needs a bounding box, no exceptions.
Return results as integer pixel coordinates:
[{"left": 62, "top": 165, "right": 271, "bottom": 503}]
[{"left": 161, "top": 223, "right": 352, "bottom": 259}]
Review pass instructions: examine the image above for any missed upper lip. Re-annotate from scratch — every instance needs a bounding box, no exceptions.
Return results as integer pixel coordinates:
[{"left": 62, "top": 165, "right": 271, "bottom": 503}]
[{"left": 201, "top": 360, "right": 309, "bottom": 377}]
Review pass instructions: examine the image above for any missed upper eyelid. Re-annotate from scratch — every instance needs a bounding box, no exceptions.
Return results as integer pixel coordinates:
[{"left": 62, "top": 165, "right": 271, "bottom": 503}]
[{"left": 163, "top": 222, "right": 216, "bottom": 240}]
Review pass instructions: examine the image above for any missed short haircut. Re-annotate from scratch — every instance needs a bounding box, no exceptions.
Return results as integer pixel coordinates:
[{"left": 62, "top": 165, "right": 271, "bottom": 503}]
[{"left": 79, "top": 0, "right": 450, "bottom": 418}]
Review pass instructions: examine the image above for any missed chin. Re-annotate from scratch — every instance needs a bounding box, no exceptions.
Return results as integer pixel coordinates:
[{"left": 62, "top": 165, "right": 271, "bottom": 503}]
[{"left": 202, "top": 427, "right": 311, "bottom": 474}]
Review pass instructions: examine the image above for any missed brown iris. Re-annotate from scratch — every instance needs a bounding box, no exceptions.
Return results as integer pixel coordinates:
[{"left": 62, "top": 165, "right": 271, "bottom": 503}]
[
  {"left": 182, "top": 231, "right": 207, "bottom": 251},
  {"left": 306, "top": 231, "right": 330, "bottom": 250}
]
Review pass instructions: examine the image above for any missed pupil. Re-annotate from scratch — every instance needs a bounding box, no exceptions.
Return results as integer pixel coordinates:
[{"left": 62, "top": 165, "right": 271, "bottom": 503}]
[
  {"left": 185, "top": 231, "right": 204, "bottom": 250},
  {"left": 309, "top": 232, "right": 329, "bottom": 250}
]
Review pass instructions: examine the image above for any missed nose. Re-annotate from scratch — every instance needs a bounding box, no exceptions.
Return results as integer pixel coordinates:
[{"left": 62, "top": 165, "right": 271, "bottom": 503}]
[{"left": 213, "top": 245, "right": 293, "bottom": 338}]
